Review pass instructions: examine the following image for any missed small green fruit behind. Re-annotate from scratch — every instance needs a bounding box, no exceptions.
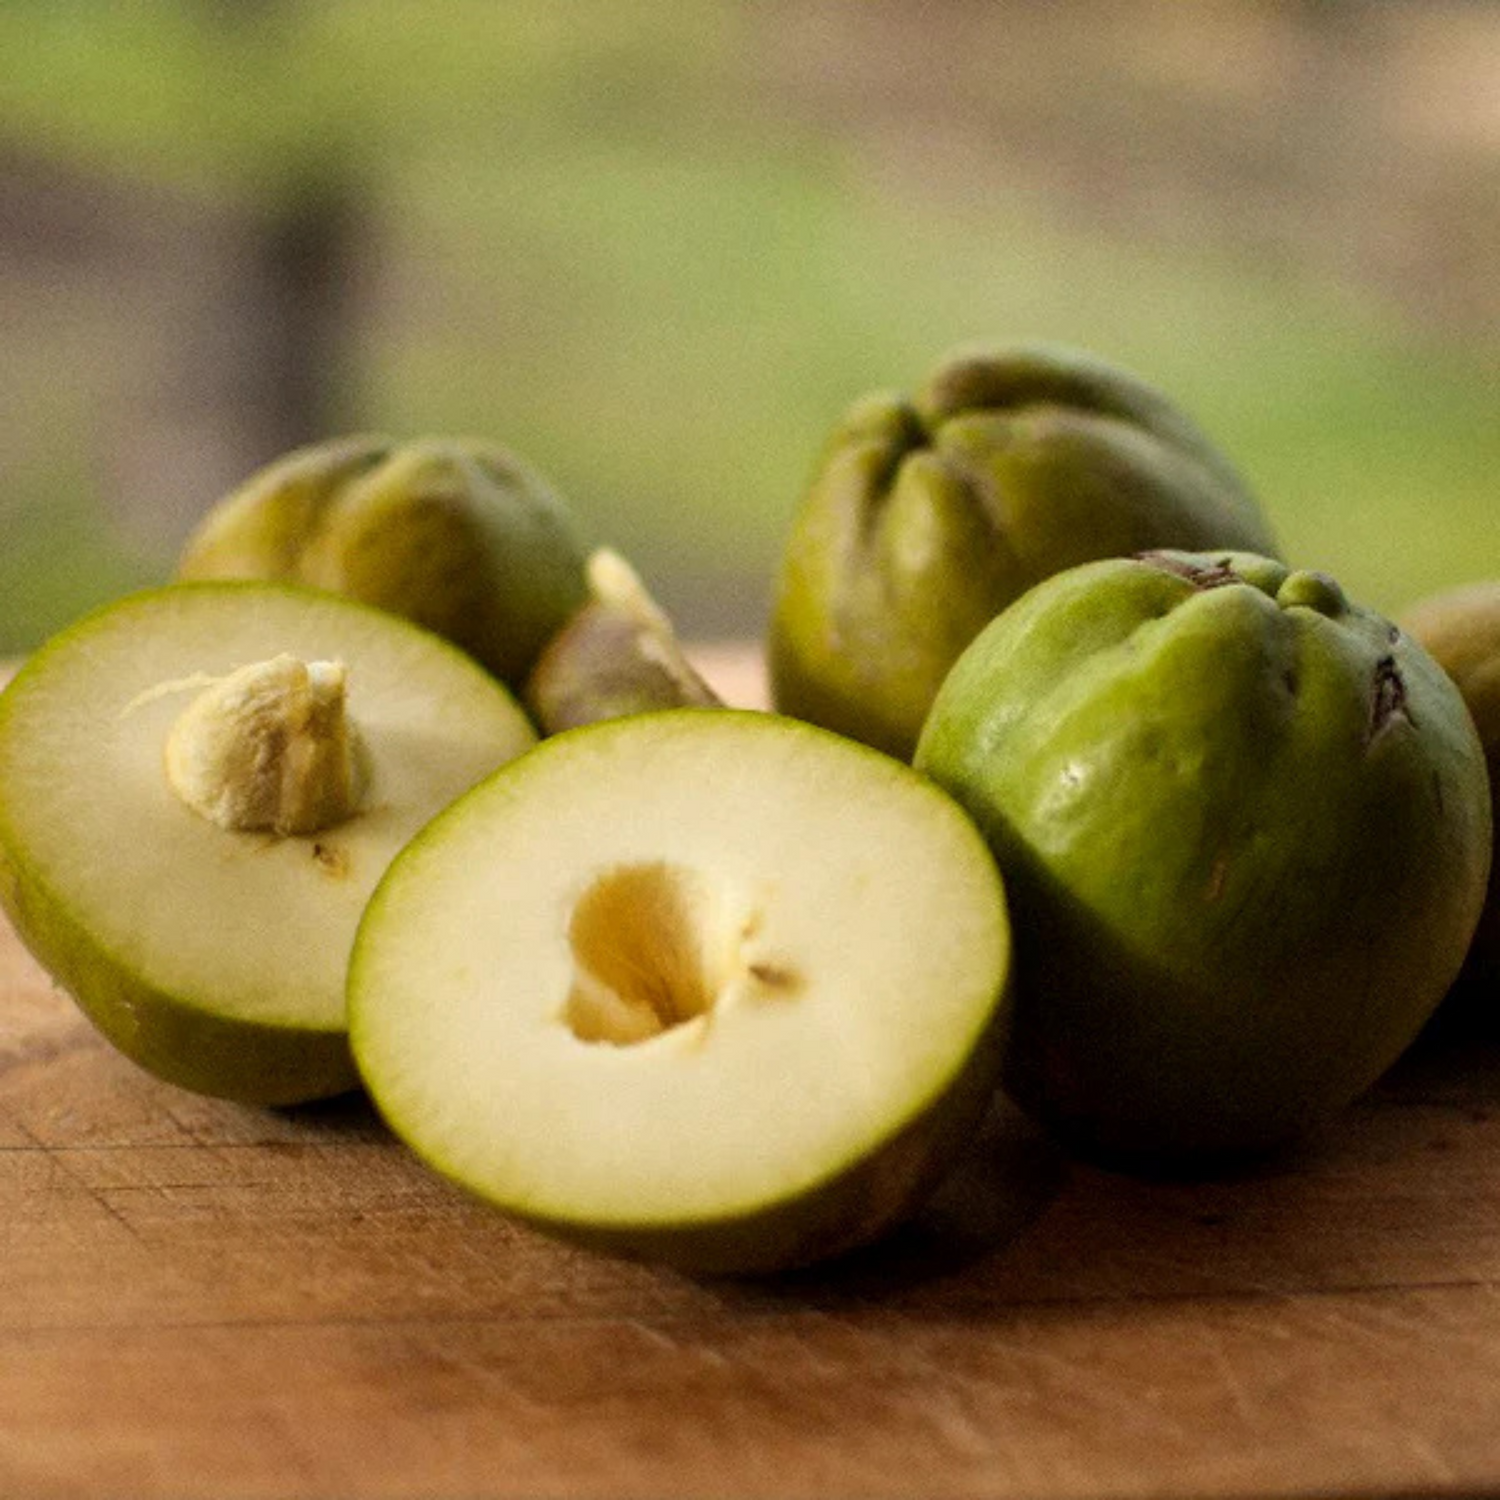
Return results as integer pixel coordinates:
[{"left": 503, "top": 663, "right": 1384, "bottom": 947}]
[
  {"left": 915, "top": 551, "right": 1492, "bottom": 1162},
  {"left": 350, "top": 710, "right": 1012, "bottom": 1275},
  {"left": 769, "top": 344, "right": 1279, "bottom": 762},
  {"left": 0, "top": 582, "right": 536, "bottom": 1105},
  {"left": 176, "top": 435, "right": 591, "bottom": 689},
  {"left": 1400, "top": 581, "right": 1500, "bottom": 999}
]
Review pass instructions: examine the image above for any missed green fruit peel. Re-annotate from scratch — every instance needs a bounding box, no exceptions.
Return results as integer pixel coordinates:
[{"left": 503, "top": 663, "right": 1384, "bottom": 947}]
[
  {"left": 916, "top": 550, "right": 1492, "bottom": 1160},
  {"left": 1401, "top": 581, "right": 1500, "bottom": 998},
  {"left": 178, "top": 435, "right": 591, "bottom": 689},
  {"left": 769, "top": 344, "right": 1279, "bottom": 760}
]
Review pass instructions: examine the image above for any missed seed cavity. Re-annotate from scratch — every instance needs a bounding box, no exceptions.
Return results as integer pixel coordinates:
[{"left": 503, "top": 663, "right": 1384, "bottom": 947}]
[{"left": 562, "top": 862, "right": 798, "bottom": 1047}]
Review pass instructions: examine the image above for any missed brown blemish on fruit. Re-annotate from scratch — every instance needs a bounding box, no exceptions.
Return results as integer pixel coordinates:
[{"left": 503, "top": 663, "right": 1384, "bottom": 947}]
[
  {"left": 1135, "top": 552, "right": 1241, "bottom": 591},
  {"left": 1204, "top": 853, "right": 1229, "bottom": 904},
  {"left": 312, "top": 841, "right": 350, "bottom": 879},
  {"left": 748, "top": 960, "right": 803, "bottom": 993},
  {"left": 1369, "top": 655, "right": 1411, "bottom": 742}
]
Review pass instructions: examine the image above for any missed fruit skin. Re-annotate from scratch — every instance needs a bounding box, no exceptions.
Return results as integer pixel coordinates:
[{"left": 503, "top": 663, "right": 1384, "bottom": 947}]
[
  {"left": 0, "top": 850, "right": 358, "bottom": 1105},
  {"left": 177, "top": 434, "right": 591, "bottom": 689},
  {"left": 0, "top": 581, "right": 536, "bottom": 1106},
  {"left": 0, "top": 603, "right": 354, "bottom": 1104},
  {"left": 524, "top": 548, "right": 721, "bottom": 734},
  {"left": 769, "top": 344, "right": 1279, "bottom": 761},
  {"left": 1400, "top": 581, "right": 1500, "bottom": 999},
  {"left": 914, "top": 550, "right": 1492, "bottom": 1162},
  {"left": 350, "top": 708, "right": 1013, "bottom": 1275}
]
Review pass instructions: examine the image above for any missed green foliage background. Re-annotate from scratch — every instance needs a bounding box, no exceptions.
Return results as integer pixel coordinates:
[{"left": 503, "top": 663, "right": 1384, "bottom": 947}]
[{"left": 1, "top": 1, "right": 1496, "bottom": 652}]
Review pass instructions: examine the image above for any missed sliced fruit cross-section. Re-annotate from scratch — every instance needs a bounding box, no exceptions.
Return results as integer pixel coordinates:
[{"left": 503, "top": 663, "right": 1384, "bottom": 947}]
[
  {"left": 350, "top": 709, "right": 1012, "bottom": 1274},
  {"left": 0, "top": 581, "right": 536, "bottom": 1104}
]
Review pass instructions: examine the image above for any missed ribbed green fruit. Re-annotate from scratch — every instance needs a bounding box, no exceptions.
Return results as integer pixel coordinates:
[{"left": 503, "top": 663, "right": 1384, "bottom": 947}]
[
  {"left": 770, "top": 345, "right": 1278, "bottom": 760},
  {"left": 177, "top": 435, "right": 591, "bottom": 689},
  {"left": 916, "top": 550, "right": 1491, "bottom": 1162}
]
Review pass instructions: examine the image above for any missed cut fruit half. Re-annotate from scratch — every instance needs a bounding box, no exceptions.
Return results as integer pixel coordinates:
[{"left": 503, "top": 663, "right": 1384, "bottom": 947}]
[
  {"left": 0, "top": 582, "right": 536, "bottom": 1104},
  {"left": 349, "top": 709, "right": 1012, "bottom": 1274}
]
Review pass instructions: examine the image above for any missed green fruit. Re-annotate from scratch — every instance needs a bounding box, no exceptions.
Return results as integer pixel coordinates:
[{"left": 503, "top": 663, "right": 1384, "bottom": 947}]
[
  {"left": 350, "top": 709, "right": 1011, "bottom": 1274},
  {"left": 915, "top": 550, "right": 1491, "bottom": 1161},
  {"left": 769, "top": 344, "right": 1279, "bottom": 760},
  {"left": 1400, "top": 581, "right": 1500, "bottom": 996},
  {"left": 0, "top": 582, "right": 536, "bottom": 1104},
  {"left": 524, "top": 548, "right": 721, "bottom": 734},
  {"left": 176, "top": 435, "right": 591, "bottom": 689}
]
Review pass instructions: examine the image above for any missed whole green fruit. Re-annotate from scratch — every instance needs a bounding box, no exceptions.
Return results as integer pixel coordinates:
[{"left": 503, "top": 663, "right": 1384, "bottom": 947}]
[
  {"left": 1400, "top": 581, "right": 1500, "bottom": 1000},
  {"left": 915, "top": 550, "right": 1492, "bottom": 1162},
  {"left": 177, "top": 435, "right": 591, "bottom": 689},
  {"left": 769, "top": 345, "right": 1279, "bottom": 760}
]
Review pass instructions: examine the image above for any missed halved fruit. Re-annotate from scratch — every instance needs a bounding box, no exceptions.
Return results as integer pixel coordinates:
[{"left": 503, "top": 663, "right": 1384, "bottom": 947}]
[
  {"left": 0, "top": 582, "right": 536, "bottom": 1104},
  {"left": 349, "top": 709, "right": 1011, "bottom": 1274}
]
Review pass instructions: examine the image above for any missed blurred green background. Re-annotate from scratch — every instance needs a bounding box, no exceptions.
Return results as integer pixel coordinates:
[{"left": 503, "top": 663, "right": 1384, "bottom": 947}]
[{"left": 2, "top": 0, "right": 1497, "bottom": 654}]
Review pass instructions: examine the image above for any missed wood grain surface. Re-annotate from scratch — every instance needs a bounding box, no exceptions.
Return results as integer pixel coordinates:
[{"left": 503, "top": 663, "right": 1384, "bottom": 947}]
[{"left": 3, "top": 650, "right": 1500, "bottom": 1499}]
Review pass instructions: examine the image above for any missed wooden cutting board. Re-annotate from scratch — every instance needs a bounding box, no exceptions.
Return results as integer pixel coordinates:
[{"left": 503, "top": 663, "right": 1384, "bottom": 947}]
[{"left": 4, "top": 648, "right": 1500, "bottom": 1499}]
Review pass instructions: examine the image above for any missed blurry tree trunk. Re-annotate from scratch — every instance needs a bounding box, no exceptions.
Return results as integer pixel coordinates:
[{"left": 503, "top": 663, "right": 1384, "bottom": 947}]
[
  {"left": 0, "top": 144, "right": 365, "bottom": 559},
  {"left": 103, "top": 168, "right": 366, "bottom": 553}
]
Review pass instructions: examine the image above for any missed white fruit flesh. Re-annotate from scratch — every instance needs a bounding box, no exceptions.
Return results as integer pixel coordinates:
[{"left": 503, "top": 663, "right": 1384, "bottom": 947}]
[
  {"left": 350, "top": 710, "right": 1009, "bottom": 1240},
  {"left": 0, "top": 584, "right": 536, "bottom": 1037}
]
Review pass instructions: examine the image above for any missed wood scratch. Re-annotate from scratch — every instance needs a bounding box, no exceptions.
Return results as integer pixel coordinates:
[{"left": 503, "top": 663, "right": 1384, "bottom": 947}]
[
  {"left": 1197, "top": 1328, "right": 1261, "bottom": 1429},
  {"left": 0, "top": 1021, "right": 93, "bottom": 1078},
  {"left": 43, "top": 1149, "right": 146, "bottom": 1243},
  {"left": 1401, "top": 1432, "right": 1458, "bottom": 1485},
  {"left": 1009, "top": 1343, "right": 1198, "bottom": 1445}
]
